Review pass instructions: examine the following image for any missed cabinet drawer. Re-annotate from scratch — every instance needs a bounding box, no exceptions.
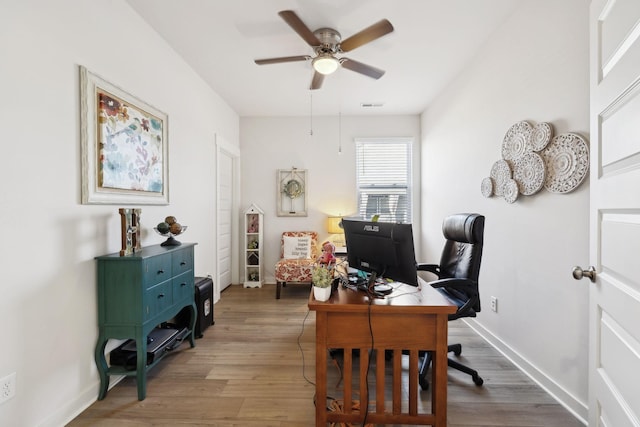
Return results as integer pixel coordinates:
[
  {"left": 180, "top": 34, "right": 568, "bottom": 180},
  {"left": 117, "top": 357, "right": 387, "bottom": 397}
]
[
  {"left": 172, "top": 247, "right": 194, "bottom": 276},
  {"left": 173, "top": 271, "right": 194, "bottom": 302},
  {"left": 144, "top": 280, "right": 173, "bottom": 321},
  {"left": 143, "top": 253, "right": 172, "bottom": 287}
]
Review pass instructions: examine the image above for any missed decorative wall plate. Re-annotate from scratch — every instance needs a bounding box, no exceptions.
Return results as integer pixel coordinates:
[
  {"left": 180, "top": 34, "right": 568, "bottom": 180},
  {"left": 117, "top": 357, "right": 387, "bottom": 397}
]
[
  {"left": 541, "top": 133, "right": 589, "bottom": 193},
  {"left": 503, "top": 179, "right": 519, "bottom": 204},
  {"left": 481, "top": 177, "right": 494, "bottom": 198},
  {"left": 502, "top": 121, "right": 533, "bottom": 164},
  {"left": 513, "top": 152, "right": 546, "bottom": 195},
  {"left": 490, "top": 159, "right": 511, "bottom": 196},
  {"left": 530, "top": 122, "right": 553, "bottom": 152}
]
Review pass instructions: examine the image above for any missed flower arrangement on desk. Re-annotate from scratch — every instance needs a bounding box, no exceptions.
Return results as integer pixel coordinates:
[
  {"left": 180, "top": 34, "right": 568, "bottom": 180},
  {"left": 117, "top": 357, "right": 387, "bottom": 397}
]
[
  {"left": 312, "top": 261, "right": 335, "bottom": 288},
  {"left": 312, "top": 261, "right": 335, "bottom": 302}
]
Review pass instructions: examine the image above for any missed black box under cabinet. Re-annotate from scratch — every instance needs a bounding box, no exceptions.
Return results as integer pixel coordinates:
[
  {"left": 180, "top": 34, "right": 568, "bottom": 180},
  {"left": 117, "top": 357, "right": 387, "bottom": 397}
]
[{"left": 176, "top": 276, "right": 214, "bottom": 338}]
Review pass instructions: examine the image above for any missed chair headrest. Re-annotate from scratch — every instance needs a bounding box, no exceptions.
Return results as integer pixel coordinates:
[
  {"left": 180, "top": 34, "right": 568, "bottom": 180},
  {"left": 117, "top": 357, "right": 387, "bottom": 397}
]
[{"left": 442, "top": 213, "right": 484, "bottom": 244}]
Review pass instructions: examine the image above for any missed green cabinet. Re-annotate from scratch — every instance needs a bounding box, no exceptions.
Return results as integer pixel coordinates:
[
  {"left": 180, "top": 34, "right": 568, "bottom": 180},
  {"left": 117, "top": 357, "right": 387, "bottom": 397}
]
[{"left": 94, "top": 243, "right": 197, "bottom": 400}]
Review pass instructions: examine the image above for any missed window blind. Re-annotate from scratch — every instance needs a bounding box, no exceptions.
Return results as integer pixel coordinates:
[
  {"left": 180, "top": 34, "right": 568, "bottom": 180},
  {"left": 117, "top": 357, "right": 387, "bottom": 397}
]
[{"left": 355, "top": 139, "right": 412, "bottom": 223}]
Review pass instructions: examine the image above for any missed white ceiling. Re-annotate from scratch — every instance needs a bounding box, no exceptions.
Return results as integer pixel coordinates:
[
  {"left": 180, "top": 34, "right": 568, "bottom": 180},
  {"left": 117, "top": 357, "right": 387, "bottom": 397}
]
[{"left": 126, "top": 0, "right": 524, "bottom": 117}]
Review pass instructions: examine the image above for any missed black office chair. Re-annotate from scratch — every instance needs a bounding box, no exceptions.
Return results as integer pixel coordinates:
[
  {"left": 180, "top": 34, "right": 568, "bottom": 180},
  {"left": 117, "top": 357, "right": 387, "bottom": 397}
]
[{"left": 417, "top": 213, "right": 485, "bottom": 390}]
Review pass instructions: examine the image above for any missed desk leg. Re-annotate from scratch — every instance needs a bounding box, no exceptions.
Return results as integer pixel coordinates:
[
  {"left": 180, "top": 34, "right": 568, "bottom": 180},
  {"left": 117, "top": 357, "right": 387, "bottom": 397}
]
[
  {"left": 432, "top": 315, "right": 448, "bottom": 427},
  {"left": 315, "top": 312, "right": 328, "bottom": 426},
  {"left": 94, "top": 332, "right": 109, "bottom": 400}
]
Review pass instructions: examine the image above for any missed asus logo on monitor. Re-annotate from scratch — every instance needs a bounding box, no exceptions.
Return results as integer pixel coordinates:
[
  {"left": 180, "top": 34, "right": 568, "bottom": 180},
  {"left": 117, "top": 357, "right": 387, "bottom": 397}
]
[{"left": 363, "top": 225, "right": 380, "bottom": 232}]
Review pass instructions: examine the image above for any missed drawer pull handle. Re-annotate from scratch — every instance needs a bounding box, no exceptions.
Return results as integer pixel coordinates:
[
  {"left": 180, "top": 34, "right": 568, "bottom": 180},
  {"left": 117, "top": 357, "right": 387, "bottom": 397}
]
[
  {"left": 180, "top": 261, "right": 187, "bottom": 266},
  {"left": 157, "top": 269, "right": 165, "bottom": 274},
  {"left": 180, "top": 282, "right": 187, "bottom": 287},
  {"left": 158, "top": 293, "right": 165, "bottom": 299}
]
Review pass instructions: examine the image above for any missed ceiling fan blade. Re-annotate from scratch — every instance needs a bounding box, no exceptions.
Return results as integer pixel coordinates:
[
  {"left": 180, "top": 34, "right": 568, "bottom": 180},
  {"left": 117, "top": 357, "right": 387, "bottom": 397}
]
[
  {"left": 340, "top": 19, "right": 394, "bottom": 52},
  {"left": 310, "top": 71, "right": 324, "bottom": 90},
  {"left": 255, "top": 55, "right": 311, "bottom": 65},
  {"left": 340, "top": 58, "right": 385, "bottom": 79},
  {"left": 278, "top": 10, "right": 321, "bottom": 46}
]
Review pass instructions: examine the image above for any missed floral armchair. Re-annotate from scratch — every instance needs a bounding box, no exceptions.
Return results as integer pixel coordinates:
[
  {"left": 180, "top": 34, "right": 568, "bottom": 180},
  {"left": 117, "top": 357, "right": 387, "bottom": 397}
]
[{"left": 274, "top": 231, "right": 319, "bottom": 299}]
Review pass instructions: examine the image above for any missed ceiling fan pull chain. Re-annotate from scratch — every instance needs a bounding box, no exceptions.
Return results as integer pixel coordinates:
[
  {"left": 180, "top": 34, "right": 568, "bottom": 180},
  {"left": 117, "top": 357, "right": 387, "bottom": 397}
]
[
  {"left": 338, "top": 111, "right": 342, "bottom": 154},
  {"left": 309, "top": 92, "right": 314, "bottom": 137}
]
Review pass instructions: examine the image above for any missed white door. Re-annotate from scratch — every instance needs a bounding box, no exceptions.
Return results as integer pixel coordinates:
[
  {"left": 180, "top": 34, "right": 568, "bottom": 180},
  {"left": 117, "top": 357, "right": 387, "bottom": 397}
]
[
  {"left": 586, "top": 1, "right": 640, "bottom": 425},
  {"left": 217, "top": 149, "right": 233, "bottom": 293}
]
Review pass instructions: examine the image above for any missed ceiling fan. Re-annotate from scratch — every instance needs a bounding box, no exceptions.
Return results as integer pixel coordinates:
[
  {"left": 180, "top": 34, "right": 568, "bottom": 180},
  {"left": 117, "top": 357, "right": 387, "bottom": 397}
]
[{"left": 254, "top": 10, "right": 394, "bottom": 90}]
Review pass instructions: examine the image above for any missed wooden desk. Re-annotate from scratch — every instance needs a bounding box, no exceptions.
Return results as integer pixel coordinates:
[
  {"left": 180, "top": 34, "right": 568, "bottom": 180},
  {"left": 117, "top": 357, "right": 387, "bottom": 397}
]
[{"left": 308, "top": 280, "right": 456, "bottom": 426}]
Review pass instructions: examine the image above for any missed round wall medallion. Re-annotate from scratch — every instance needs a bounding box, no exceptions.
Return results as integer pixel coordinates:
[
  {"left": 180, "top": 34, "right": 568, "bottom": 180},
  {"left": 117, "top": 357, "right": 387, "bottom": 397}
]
[
  {"left": 502, "top": 121, "right": 533, "bottom": 164},
  {"left": 481, "top": 177, "right": 494, "bottom": 198},
  {"left": 513, "top": 152, "right": 546, "bottom": 196},
  {"left": 490, "top": 159, "right": 511, "bottom": 197},
  {"left": 541, "top": 133, "right": 589, "bottom": 193},
  {"left": 503, "top": 179, "right": 519, "bottom": 204},
  {"left": 530, "top": 122, "right": 553, "bottom": 152}
]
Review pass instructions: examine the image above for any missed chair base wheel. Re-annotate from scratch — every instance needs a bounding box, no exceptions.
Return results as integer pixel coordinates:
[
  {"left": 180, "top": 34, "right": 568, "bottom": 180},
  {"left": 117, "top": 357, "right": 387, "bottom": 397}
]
[
  {"left": 449, "top": 343, "right": 462, "bottom": 356},
  {"left": 473, "top": 375, "right": 484, "bottom": 386}
]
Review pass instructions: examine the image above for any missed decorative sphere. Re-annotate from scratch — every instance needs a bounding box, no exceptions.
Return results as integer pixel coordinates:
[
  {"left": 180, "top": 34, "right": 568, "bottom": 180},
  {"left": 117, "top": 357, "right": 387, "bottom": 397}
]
[
  {"left": 156, "top": 222, "right": 170, "bottom": 234},
  {"left": 170, "top": 222, "right": 183, "bottom": 235},
  {"left": 165, "top": 216, "right": 177, "bottom": 225}
]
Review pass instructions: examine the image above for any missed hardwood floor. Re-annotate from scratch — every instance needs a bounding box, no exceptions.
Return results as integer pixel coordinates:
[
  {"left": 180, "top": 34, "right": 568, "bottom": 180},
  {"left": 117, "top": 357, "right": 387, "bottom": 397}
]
[{"left": 69, "top": 284, "right": 583, "bottom": 426}]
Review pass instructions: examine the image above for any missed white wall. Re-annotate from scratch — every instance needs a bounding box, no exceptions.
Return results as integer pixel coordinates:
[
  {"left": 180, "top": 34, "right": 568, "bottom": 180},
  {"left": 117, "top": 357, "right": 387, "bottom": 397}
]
[
  {"left": 240, "top": 115, "right": 421, "bottom": 283},
  {"left": 420, "top": 0, "right": 589, "bottom": 421},
  {"left": 0, "top": 1, "right": 238, "bottom": 425}
]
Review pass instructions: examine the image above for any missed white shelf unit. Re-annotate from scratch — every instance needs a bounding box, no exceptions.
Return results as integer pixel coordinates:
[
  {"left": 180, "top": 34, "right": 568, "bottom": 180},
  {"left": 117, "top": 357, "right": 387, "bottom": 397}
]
[{"left": 243, "top": 203, "right": 264, "bottom": 288}]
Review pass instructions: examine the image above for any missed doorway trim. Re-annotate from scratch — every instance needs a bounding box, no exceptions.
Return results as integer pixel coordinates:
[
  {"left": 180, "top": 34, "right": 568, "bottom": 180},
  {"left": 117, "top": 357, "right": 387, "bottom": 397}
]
[{"left": 216, "top": 133, "right": 241, "bottom": 302}]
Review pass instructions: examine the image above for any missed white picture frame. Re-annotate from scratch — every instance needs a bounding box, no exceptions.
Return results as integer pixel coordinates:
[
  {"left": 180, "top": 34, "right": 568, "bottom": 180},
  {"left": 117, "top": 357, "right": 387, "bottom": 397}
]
[
  {"left": 80, "top": 65, "right": 169, "bottom": 205},
  {"left": 277, "top": 168, "right": 307, "bottom": 217}
]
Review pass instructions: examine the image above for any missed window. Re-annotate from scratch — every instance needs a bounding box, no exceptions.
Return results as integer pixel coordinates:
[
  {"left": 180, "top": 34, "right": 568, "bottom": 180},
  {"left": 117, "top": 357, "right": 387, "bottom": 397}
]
[{"left": 355, "top": 138, "right": 412, "bottom": 223}]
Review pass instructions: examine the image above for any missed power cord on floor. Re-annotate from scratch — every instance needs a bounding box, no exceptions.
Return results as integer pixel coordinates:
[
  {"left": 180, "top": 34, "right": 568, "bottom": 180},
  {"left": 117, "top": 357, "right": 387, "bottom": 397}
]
[
  {"left": 299, "top": 307, "right": 342, "bottom": 413},
  {"left": 297, "top": 308, "right": 315, "bottom": 387}
]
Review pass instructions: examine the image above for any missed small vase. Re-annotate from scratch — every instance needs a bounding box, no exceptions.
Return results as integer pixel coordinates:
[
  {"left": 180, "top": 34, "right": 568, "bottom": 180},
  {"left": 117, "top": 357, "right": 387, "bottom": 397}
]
[{"left": 313, "top": 285, "right": 332, "bottom": 302}]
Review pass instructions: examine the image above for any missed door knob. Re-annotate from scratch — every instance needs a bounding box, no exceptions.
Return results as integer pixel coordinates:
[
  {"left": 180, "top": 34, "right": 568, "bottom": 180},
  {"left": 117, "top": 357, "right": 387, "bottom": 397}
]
[{"left": 572, "top": 266, "right": 596, "bottom": 283}]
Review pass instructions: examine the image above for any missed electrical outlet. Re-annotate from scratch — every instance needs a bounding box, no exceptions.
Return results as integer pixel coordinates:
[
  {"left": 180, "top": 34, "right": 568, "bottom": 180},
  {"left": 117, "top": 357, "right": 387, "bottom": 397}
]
[
  {"left": 490, "top": 296, "right": 498, "bottom": 312},
  {"left": 0, "top": 372, "right": 16, "bottom": 404}
]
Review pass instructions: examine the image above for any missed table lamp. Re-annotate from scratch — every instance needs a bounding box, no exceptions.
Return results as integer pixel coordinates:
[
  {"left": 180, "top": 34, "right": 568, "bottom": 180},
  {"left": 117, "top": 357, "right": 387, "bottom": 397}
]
[{"left": 326, "top": 216, "right": 345, "bottom": 250}]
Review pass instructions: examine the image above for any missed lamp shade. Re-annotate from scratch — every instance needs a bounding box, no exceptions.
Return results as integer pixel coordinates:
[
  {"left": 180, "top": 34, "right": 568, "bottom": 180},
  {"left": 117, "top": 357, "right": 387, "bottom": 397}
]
[
  {"left": 326, "top": 216, "right": 343, "bottom": 234},
  {"left": 312, "top": 54, "right": 339, "bottom": 75}
]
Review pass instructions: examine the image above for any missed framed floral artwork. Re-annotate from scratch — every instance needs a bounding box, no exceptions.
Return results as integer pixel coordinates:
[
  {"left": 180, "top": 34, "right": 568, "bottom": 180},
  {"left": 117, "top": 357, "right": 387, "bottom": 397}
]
[{"left": 80, "top": 65, "right": 169, "bottom": 205}]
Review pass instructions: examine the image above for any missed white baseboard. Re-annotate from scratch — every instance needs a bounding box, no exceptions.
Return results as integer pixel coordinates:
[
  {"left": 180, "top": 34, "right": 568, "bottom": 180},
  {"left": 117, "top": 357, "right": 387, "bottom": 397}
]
[
  {"left": 40, "top": 376, "right": 124, "bottom": 427},
  {"left": 464, "top": 318, "right": 588, "bottom": 425}
]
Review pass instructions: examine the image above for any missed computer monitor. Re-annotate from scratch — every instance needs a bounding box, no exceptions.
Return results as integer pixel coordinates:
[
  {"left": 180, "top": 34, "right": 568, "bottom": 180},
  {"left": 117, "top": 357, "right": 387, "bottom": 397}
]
[{"left": 342, "top": 218, "right": 419, "bottom": 288}]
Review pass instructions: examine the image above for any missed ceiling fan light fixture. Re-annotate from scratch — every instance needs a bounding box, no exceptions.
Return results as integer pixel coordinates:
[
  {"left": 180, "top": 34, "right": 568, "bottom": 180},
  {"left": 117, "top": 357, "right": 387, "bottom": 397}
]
[{"left": 312, "top": 54, "right": 339, "bottom": 75}]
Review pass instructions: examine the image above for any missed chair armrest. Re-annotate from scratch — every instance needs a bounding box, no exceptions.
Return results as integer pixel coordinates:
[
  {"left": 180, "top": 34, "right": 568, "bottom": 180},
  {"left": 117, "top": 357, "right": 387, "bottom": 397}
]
[
  {"left": 429, "top": 277, "right": 478, "bottom": 294},
  {"left": 417, "top": 263, "right": 440, "bottom": 275},
  {"left": 430, "top": 278, "right": 480, "bottom": 319},
  {"left": 451, "top": 297, "right": 479, "bottom": 320}
]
